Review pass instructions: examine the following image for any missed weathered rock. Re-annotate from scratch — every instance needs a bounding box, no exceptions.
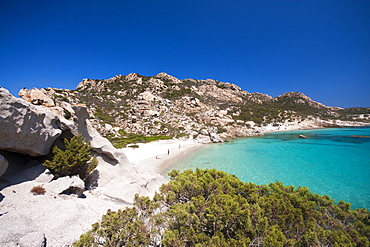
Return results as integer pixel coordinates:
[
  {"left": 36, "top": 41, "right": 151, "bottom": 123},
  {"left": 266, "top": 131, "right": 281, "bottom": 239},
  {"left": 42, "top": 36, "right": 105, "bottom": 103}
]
[
  {"left": 0, "top": 88, "right": 62, "bottom": 156},
  {"left": 44, "top": 176, "right": 85, "bottom": 195},
  {"left": 195, "top": 134, "right": 212, "bottom": 144},
  {"left": 34, "top": 168, "right": 54, "bottom": 183},
  {"left": 49, "top": 106, "right": 64, "bottom": 116},
  {"left": 0, "top": 154, "right": 9, "bottom": 177},
  {"left": 155, "top": 72, "right": 182, "bottom": 84},
  {"left": 200, "top": 128, "right": 208, "bottom": 135},
  {"left": 60, "top": 101, "right": 75, "bottom": 116},
  {"left": 104, "top": 123, "right": 113, "bottom": 132},
  {"left": 209, "top": 132, "right": 223, "bottom": 143},
  {"left": 18, "top": 88, "right": 55, "bottom": 107},
  {"left": 100, "top": 161, "right": 167, "bottom": 202},
  {"left": 138, "top": 91, "right": 157, "bottom": 101},
  {"left": 18, "top": 232, "right": 47, "bottom": 247},
  {"left": 68, "top": 105, "right": 129, "bottom": 163},
  {"left": 0, "top": 87, "right": 170, "bottom": 246}
]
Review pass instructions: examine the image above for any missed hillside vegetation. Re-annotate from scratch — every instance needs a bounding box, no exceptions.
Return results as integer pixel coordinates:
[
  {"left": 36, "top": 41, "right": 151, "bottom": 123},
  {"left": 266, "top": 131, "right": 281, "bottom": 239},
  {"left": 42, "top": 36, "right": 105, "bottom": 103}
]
[
  {"left": 74, "top": 169, "right": 370, "bottom": 247},
  {"left": 42, "top": 73, "right": 369, "bottom": 147}
]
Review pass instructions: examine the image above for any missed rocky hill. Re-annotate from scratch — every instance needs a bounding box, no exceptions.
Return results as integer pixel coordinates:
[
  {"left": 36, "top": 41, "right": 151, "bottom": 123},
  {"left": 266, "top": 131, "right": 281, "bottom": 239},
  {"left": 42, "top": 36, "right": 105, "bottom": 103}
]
[{"left": 20, "top": 72, "right": 370, "bottom": 147}]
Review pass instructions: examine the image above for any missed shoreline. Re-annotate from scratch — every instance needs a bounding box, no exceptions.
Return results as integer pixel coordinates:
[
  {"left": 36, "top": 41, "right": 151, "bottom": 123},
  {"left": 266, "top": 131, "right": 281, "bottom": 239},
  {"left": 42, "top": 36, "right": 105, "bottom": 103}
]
[{"left": 122, "top": 122, "right": 369, "bottom": 179}]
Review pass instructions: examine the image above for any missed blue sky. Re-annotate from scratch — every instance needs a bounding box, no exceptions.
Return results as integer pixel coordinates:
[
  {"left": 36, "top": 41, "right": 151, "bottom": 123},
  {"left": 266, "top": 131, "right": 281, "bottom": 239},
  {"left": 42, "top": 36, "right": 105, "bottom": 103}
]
[{"left": 1, "top": 0, "right": 369, "bottom": 108}]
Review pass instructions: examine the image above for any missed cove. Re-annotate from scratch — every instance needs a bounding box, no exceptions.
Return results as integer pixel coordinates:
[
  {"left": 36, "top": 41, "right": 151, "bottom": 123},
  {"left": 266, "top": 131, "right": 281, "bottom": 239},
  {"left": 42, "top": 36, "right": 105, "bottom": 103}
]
[{"left": 164, "top": 127, "right": 370, "bottom": 209}]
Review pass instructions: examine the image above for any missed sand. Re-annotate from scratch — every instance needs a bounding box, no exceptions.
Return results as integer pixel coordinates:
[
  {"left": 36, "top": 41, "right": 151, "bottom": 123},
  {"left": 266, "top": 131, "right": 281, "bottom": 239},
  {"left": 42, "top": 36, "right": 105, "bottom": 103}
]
[{"left": 122, "top": 139, "right": 205, "bottom": 175}]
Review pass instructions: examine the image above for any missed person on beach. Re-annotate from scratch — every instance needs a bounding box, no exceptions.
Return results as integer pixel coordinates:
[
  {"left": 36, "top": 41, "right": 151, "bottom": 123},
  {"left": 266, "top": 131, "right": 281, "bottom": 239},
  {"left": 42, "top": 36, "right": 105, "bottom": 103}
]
[{"left": 167, "top": 149, "right": 170, "bottom": 155}]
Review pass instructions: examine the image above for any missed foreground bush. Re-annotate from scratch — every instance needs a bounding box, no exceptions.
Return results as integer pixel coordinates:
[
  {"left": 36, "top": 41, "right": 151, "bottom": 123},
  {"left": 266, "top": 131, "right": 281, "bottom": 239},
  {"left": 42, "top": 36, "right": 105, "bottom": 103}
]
[
  {"left": 74, "top": 169, "right": 370, "bottom": 247},
  {"left": 43, "top": 135, "right": 98, "bottom": 179}
]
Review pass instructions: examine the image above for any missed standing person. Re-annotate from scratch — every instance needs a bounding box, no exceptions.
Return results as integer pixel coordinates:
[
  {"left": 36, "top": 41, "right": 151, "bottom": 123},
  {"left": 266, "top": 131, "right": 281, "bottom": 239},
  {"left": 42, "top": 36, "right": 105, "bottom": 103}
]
[{"left": 168, "top": 149, "right": 170, "bottom": 155}]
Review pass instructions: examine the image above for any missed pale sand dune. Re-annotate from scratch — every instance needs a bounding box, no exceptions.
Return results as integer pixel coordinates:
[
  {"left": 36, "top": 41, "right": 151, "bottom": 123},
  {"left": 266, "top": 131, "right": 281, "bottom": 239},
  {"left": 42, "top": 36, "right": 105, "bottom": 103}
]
[{"left": 122, "top": 140, "right": 204, "bottom": 174}]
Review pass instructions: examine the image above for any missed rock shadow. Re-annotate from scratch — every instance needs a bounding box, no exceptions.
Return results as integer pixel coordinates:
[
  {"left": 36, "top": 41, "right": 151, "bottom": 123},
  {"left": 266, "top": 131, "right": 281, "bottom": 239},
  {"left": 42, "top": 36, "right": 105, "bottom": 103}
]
[
  {"left": 84, "top": 169, "right": 100, "bottom": 190},
  {"left": 0, "top": 162, "right": 46, "bottom": 190}
]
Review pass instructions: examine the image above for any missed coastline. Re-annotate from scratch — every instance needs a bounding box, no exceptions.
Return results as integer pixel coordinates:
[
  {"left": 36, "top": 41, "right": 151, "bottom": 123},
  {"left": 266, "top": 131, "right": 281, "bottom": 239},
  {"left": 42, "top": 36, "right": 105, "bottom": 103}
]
[{"left": 122, "top": 121, "right": 369, "bottom": 179}]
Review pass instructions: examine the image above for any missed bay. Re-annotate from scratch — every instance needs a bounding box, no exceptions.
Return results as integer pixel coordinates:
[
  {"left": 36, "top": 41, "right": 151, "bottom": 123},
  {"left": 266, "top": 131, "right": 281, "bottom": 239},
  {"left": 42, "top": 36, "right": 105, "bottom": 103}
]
[{"left": 164, "top": 127, "right": 370, "bottom": 209}]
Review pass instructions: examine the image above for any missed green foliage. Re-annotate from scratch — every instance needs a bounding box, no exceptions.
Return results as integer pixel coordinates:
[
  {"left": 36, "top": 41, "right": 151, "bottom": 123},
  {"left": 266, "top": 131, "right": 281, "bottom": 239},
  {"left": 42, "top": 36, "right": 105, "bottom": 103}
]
[
  {"left": 75, "top": 169, "right": 370, "bottom": 246},
  {"left": 73, "top": 208, "right": 151, "bottom": 247},
  {"left": 339, "top": 107, "right": 370, "bottom": 115},
  {"left": 54, "top": 94, "right": 69, "bottom": 102},
  {"left": 107, "top": 132, "right": 173, "bottom": 148},
  {"left": 95, "top": 108, "right": 114, "bottom": 123},
  {"left": 176, "top": 133, "right": 189, "bottom": 139},
  {"left": 43, "top": 135, "right": 98, "bottom": 179},
  {"left": 164, "top": 88, "right": 192, "bottom": 99},
  {"left": 86, "top": 156, "right": 99, "bottom": 174},
  {"left": 127, "top": 144, "right": 139, "bottom": 148}
]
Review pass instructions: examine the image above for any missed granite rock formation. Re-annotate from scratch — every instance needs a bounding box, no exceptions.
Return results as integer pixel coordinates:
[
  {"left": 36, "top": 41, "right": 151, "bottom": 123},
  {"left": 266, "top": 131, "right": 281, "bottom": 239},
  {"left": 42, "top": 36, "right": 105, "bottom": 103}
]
[
  {"left": 0, "top": 86, "right": 167, "bottom": 245},
  {"left": 45, "top": 72, "right": 369, "bottom": 147},
  {"left": 0, "top": 87, "right": 62, "bottom": 156}
]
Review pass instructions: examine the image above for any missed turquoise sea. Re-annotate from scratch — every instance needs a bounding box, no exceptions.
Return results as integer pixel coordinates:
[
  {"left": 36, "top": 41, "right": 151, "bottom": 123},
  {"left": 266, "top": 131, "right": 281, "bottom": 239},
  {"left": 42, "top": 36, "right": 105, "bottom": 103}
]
[{"left": 164, "top": 127, "right": 370, "bottom": 209}]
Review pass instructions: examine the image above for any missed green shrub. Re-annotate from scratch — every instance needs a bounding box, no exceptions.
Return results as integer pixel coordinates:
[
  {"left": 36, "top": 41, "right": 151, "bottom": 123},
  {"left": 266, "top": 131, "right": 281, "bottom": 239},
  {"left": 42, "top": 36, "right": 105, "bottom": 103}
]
[
  {"left": 127, "top": 144, "right": 139, "bottom": 148},
  {"left": 107, "top": 132, "right": 173, "bottom": 148},
  {"left": 74, "top": 169, "right": 370, "bottom": 247},
  {"left": 94, "top": 108, "right": 114, "bottom": 123},
  {"left": 43, "top": 135, "right": 98, "bottom": 180}
]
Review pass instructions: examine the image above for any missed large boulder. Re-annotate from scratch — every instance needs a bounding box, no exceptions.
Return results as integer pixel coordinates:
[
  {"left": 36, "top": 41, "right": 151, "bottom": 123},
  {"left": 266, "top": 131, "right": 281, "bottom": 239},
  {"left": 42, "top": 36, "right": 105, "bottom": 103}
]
[
  {"left": 18, "top": 88, "right": 55, "bottom": 107},
  {"left": 195, "top": 134, "right": 212, "bottom": 144},
  {"left": 0, "top": 87, "right": 62, "bottom": 156},
  {"left": 209, "top": 132, "right": 223, "bottom": 143},
  {"left": 71, "top": 105, "right": 129, "bottom": 164}
]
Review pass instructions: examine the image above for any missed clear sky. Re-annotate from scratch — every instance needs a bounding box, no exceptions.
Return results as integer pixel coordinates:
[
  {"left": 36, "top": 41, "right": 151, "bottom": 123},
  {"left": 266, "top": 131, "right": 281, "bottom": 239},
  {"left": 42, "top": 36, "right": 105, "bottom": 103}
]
[{"left": 1, "top": 0, "right": 369, "bottom": 108}]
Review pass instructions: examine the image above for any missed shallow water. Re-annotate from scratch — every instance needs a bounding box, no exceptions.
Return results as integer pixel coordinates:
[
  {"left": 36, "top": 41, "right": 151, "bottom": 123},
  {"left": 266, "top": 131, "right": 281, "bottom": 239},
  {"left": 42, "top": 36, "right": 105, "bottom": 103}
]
[{"left": 165, "top": 127, "right": 370, "bottom": 209}]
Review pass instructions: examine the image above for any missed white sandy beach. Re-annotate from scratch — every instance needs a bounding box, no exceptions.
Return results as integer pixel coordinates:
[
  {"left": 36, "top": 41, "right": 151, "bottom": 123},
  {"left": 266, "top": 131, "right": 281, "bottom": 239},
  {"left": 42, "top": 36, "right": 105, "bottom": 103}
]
[
  {"left": 120, "top": 119, "right": 351, "bottom": 176},
  {"left": 122, "top": 139, "right": 205, "bottom": 175}
]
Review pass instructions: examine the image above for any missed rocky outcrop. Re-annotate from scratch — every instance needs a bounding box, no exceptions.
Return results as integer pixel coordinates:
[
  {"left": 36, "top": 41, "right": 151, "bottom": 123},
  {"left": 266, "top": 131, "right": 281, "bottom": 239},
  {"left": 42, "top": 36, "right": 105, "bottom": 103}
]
[
  {"left": 44, "top": 175, "right": 85, "bottom": 196},
  {"left": 0, "top": 87, "right": 129, "bottom": 165},
  {"left": 0, "top": 87, "right": 62, "bottom": 156},
  {"left": 0, "top": 87, "right": 168, "bottom": 246},
  {"left": 19, "top": 88, "right": 55, "bottom": 107},
  {"left": 276, "top": 92, "right": 343, "bottom": 112},
  {"left": 0, "top": 86, "right": 163, "bottom": 195}
]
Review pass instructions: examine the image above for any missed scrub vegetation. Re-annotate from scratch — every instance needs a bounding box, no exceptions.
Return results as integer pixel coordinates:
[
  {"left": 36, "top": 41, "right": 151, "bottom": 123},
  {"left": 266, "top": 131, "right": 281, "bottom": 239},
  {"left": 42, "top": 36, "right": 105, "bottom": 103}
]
[
  {"left": 43, "top": 135, "right": 98, "bottom": 180},
  {"left": 106, "top": 131, "right": 173, "bottom": 148},
  {"left": 74, "top": 169, "right": 370, "bottom": 246}
]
